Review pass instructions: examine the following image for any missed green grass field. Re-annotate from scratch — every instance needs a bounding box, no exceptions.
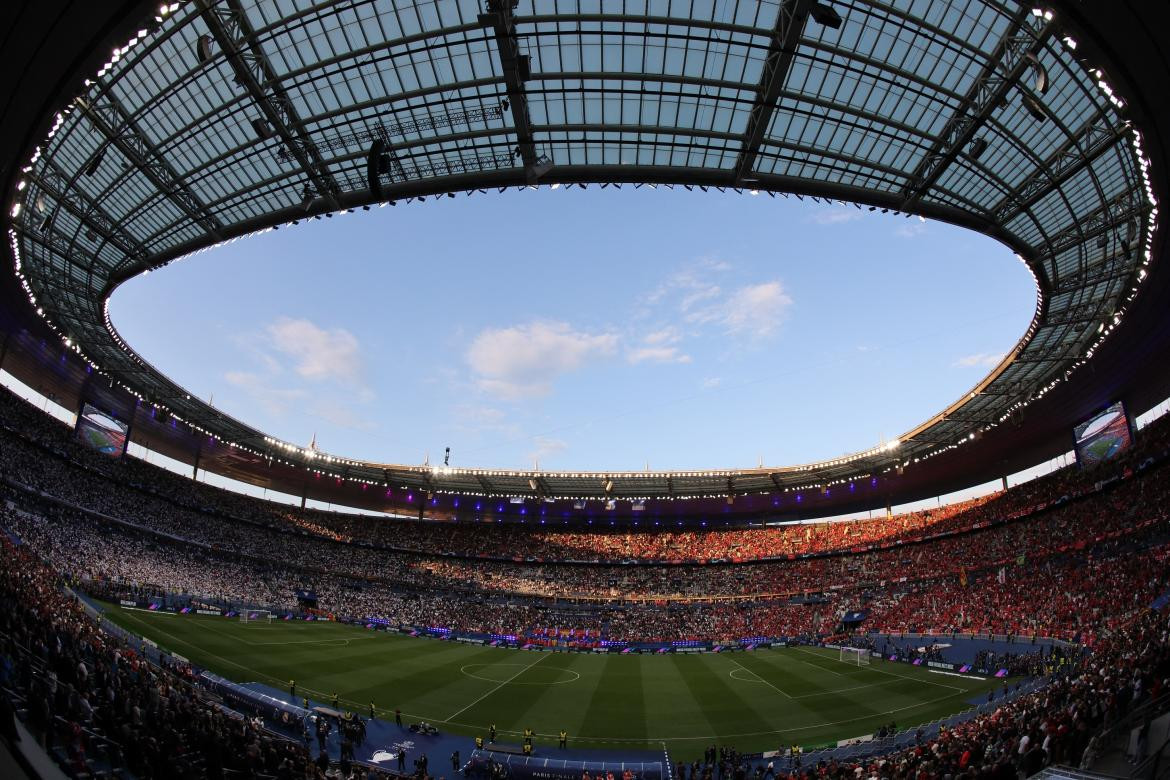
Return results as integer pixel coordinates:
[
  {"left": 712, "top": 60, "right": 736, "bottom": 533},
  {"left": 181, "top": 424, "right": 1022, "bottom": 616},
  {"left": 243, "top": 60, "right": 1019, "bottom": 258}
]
[{"left": 101, "top": 603, "right": 1000, "bottom": 756}]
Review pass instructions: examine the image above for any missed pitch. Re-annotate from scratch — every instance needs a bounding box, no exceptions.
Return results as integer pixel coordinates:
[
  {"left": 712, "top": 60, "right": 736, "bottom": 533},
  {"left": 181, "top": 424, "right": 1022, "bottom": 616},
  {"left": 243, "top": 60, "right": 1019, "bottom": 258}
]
[{"left": 102, "top": 603, "right": 1001, "bottom": 755}]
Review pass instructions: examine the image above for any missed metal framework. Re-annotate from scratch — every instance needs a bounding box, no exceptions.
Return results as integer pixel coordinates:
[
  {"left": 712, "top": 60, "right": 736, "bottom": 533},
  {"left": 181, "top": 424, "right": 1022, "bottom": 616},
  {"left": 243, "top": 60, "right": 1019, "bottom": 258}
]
[{"left": 7, "top": 0, "right": 1158, "bottom": 502}]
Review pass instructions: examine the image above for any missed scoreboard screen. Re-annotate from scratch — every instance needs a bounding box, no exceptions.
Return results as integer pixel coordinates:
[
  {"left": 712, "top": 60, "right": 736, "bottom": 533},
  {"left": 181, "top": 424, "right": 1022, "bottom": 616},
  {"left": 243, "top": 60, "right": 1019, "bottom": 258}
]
[
  {"left": 76, "top": 403, "right": 128, "bottom": 457},
  {"left": 1073, "top": 401, "right": 1132, "bottom": 467}
]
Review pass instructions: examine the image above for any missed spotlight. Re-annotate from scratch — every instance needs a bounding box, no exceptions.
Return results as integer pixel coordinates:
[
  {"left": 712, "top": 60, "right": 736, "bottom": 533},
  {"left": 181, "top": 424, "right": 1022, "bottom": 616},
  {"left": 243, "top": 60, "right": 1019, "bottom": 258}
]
[
  {"left": 1022, "top": 94, "right": 1047, "bottom": 122},
  {"left": 1097, "top": 234, "right": 1108, "bottom": 249},
  {"left": 810, "top": 3, "right": 843, "bottom": 29},
  {"left": 500, "top": 98, "right": 510, "bottom": 112},
  {"left": 1023, "top": 53, "right": 1050, "bottom": 95},
  {"left": 968, "top": 137, "right": 988, "bottom": 159},
  {"left": 250, "top": 117, "right": 275, "bottom": 139},
  {"left": 366, "top": 139, "right": 386, "bottom": 199},
  {"left": 444, "top": 446, "right": 450, "bottom": 466},
  {"left": 299, "top": 184, "right": 314, "bottom": 212},
  {"left": 84, "top": 149, "right": 105, "bottom": 177},
  {"left": 195, "top": 34, "right": 214, "bottom": 64}
]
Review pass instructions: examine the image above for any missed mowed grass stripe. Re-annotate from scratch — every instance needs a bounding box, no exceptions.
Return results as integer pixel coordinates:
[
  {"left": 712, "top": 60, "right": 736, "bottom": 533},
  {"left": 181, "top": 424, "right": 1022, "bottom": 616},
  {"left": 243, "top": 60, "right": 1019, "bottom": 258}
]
[
  {"left": 578, "top": 655, "right": 648, "bottom": 741},
  {"left": 100, "top": 604, "right": 1004, "bottom": 752},
  {"left": 663, "top": 654, "right": 775, "bottom": 743},
  {"left": 465, "top": 652, "right": 590, "bottom": 740}
]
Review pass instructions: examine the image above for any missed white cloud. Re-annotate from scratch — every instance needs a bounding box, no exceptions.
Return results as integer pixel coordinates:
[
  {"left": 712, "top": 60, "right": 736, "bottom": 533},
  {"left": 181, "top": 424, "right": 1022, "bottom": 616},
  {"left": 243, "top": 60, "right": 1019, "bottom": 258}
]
[
  {"left": 265, "top": 317, "right": 364, "bottom": 385},
  {"left": 627, "top": 326, "right": 692, "bottom": 364},
  {"left": 954, "top": 352, "right": 1005, "bottom": 368},
  {"left": 689, "top": 280, "right": 794, "bottom": 337},
  {"left": 449, "top": 404, "right": 520, "bottom": 436},
  {"left": 644, "top": 257, "right": 729, "bottom": 309},
  {"left": 528, "top": 435, "right": 568, "bottom": 465},
  {"left": 223, "top": 371, "right": 307, "bottom": 416},
  {"left": 467, "top": 320, "right": 618, "bottom": 400},
  {"left": 627, "top": 346, "right": 692, "bottom": 365},
  {"left": 809, "top": 207, "right": 864, "bottom": 226},
  {"left": 645, "top": 260, "right": 794, "bottom": 340},
  {"left": 702, "top": 377, "right": 722, "bottom": 389},
  {"left": 311, "top": 399, "right": 378, "bottom": 432},
  {"left": 894, "top": 222, "right": 928, "bottom": 239}
]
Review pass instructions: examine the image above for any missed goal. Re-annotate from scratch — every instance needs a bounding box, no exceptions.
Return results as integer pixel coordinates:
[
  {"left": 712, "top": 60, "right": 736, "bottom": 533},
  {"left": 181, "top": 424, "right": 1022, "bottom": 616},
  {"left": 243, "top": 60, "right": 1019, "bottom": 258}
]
[
  {"left": 240, "top": 610, "right": 277, "bottom": 624},
  {"left": 838, "top": 646, "right": 871, "bottom": 666}
]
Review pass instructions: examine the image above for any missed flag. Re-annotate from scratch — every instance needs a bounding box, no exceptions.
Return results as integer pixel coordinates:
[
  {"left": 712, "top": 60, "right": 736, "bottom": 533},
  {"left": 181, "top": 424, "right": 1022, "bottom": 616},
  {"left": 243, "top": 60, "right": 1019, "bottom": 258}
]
[
  {"left": 1016, "top": 553, "right": 1026, "bottom": 566},
  {"left": 959, "top": 567, "right": 968, "bottom": 587}
]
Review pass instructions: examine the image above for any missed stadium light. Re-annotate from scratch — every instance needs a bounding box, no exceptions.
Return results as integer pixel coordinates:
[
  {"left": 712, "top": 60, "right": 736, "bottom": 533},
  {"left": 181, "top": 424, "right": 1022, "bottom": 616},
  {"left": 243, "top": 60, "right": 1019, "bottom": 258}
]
[
  {"left": 195, "top": 34, "right": 214, "bottom": 64},
  {"left": 810, "top": 3, "right": 843, "bottom": 29},
  {"left": 84, "top": 149, "right": 104, "bottom": 177},
  {"left": 250, "top": 118, "right": 275, "bottom": 139}
]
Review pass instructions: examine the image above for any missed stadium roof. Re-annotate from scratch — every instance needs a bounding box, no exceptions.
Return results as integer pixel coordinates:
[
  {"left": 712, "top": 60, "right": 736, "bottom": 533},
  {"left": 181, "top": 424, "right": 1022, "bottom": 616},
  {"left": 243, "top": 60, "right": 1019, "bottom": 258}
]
[{"left": 0, "top": 0, "right": 1167, "bottom": 518}]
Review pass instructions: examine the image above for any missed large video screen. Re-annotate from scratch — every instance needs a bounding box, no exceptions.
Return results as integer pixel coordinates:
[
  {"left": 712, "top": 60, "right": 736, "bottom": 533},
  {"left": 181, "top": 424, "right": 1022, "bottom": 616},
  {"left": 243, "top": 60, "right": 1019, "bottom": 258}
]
[
  {"left": 76, "top": 403, "right": 128, "bottom": 457},
  {"left": 1074, "top": 401, "right": 1132, "bottom": 467}
]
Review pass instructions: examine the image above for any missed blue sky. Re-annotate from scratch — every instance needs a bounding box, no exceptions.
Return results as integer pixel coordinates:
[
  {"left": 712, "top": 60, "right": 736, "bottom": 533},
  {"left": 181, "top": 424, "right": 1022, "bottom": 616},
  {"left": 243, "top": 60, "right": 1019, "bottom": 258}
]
[{"left": 109, "top": 188, "right": 1035, "bottom": 472}]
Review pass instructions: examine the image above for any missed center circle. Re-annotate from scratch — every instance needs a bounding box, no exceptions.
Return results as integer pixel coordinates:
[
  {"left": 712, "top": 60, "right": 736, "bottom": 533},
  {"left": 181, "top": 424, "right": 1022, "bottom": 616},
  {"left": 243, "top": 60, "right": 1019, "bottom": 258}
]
[{"left": 460, "top": 663, "right": 581, "bottom": 686}]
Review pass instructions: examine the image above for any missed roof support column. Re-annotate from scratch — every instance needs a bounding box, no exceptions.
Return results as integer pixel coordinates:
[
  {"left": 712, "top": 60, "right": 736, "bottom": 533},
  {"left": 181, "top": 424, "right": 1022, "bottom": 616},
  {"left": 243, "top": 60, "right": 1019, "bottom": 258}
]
[{"left": 733, "top": 0, "right": 813, "bottom": 185}]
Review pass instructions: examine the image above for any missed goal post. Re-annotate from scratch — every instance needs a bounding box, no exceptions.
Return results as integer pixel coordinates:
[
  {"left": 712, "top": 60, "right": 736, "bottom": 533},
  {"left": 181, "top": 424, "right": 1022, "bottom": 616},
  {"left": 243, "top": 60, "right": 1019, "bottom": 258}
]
[
  {"left": 838, "top": 646, "right": 871, "bottom": 666},
  {"left": 240, "top": 609, "right": 277, "bottom": 624}
]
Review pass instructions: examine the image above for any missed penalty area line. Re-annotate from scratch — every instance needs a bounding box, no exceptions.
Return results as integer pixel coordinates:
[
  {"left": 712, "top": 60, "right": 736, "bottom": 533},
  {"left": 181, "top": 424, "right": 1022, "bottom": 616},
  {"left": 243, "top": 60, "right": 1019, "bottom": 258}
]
[{"left": 726, "top": 657, "right": 792, "bottom": 699}]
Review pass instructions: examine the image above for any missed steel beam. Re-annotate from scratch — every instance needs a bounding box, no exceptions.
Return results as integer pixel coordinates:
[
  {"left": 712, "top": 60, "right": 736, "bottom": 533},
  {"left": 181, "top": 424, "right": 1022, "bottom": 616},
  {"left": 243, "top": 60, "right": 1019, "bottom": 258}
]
[
  {"left": 899, "top": 12, "right": 1055, "bottom": 208},
  {"left": 74, "top": 88, "right": 223, "bottom": 239},
  {"left": 197, "top": 0, "right": 342, "bottom": 209},
  {"left": 479, "top": 0, "right": 541, "bottom": 179},
  {"left": 733, "top": 0, "right": 812, "bottom": 184},
  {"left": 27, "top": 160, "right": 148, "bottom": 269},
  {"left": 990, "top": 110, "right": 1129, "bottom": 223}
]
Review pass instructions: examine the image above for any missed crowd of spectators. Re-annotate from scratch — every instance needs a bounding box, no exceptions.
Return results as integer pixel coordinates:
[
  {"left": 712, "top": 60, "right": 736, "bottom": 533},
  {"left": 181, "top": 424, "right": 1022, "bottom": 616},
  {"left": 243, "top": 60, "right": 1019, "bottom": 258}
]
[
  {"left": 3, "top": 387, "right": 1170, "bottom": 777},
  {"left": 767, "top": 606, "right": 1170, "bottom": 779},
  {"left": 2, "top": 387, "right": 1164, "bottom": 568},
  {"left": 0, "top": 537, "right": 382, "bottom": 778},
  {"left": 0, "top": 385, "right": 1169, "bottom": 644}
]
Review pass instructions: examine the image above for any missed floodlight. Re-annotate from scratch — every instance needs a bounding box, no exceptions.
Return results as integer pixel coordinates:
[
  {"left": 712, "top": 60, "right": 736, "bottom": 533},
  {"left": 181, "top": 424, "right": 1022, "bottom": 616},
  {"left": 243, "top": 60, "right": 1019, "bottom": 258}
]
[
  {"left": 250, "top": 117, "right": 275, "bottom": 139},
  {"left": 810, "top": 3, "right": 843, "bottom": 29},
  {"left": 195, "top": 34, "right": 214, "bottom": 64},
  {"left": 1022, "top": 93, "right": 1047, "bottom": 122},
  {"left": 1023, "top": 53, "right": 1050, "bottom": 94},
  {"left": 84, "top": 149, "right": 104, "bottom": 177},
  {"left": 366, "top": 139, "right": 385, "bottom": 199}
]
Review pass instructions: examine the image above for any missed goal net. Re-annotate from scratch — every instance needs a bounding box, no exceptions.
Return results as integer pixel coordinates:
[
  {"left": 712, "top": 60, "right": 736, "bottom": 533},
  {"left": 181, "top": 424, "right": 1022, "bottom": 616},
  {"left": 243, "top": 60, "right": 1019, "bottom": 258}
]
[
  {"left": 838, "top": 646, "right": 871, "bottom": 666},
  {"left": 240, "top": 609, "right": 277, "bottom": 624}
]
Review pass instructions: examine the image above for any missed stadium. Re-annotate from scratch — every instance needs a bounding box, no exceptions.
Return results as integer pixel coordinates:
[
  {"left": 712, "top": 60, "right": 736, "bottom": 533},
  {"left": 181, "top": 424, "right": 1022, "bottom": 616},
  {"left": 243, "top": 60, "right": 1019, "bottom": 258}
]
[{"left": 1, "top": 1, "right": 1169, "bottom": 779}]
